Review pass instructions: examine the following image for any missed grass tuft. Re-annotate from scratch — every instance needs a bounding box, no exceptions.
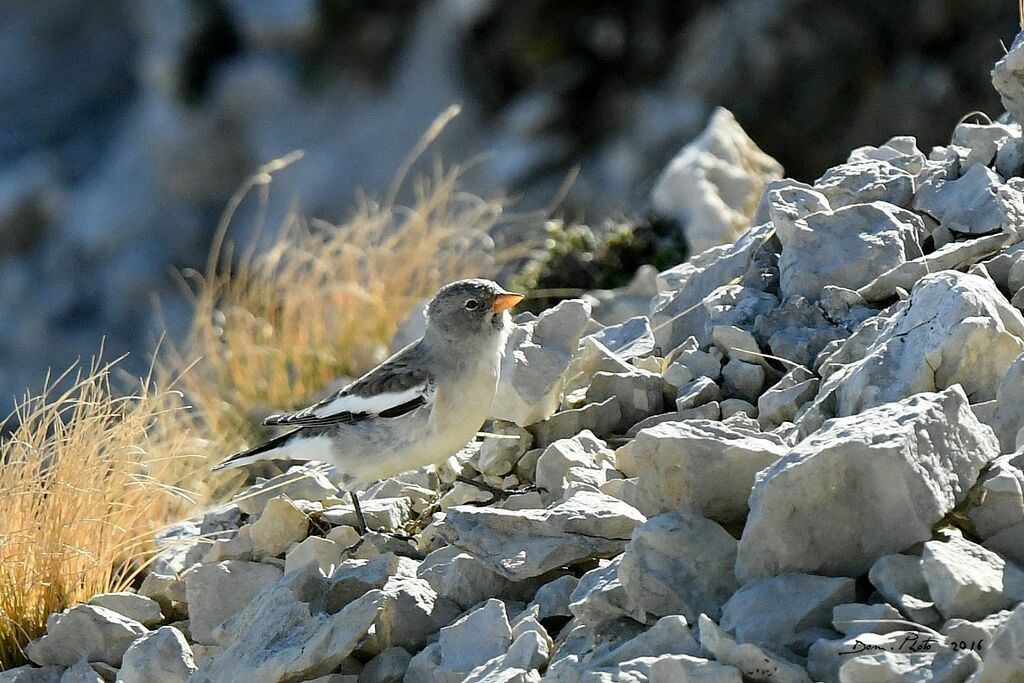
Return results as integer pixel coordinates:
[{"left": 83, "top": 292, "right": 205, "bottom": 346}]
[{"left": 0, "top": 354, "right": 197, "bottom": 669}]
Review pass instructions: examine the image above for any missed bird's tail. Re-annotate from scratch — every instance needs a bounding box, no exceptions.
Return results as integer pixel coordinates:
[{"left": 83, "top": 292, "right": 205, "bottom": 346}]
[{"left": 211, "top": 429, "right": 303, "bottom": 471}]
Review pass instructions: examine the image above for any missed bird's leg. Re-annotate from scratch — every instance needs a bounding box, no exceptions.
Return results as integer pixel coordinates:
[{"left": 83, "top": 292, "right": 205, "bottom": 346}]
[
  {"left": 348, "top": 489, "right": 417, "bottom": 543},
  {"left": 455, "top": 475, "right": 543, "bottom": 505},
  {"left": 350, "top": 490, "right": 369, "bottom": 536}
]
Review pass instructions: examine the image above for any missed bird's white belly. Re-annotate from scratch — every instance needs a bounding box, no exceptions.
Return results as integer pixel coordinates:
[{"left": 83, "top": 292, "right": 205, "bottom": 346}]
[{"left": 336, "top": 356, "right": 499, "bottom": 488}]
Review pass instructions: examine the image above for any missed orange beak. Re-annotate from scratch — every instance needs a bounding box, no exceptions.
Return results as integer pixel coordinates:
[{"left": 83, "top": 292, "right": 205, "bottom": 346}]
[{"left": 492, "top": 291, "right": 525, "bottom": 313}]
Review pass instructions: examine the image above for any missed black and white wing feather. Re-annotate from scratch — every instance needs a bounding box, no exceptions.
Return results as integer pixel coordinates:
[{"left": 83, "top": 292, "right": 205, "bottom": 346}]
[{"left": 263, "top": 355, "right": 434, "bottom": 428}]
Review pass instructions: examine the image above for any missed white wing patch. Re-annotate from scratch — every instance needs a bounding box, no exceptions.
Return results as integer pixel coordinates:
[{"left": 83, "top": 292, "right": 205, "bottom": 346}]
[{"left": 313, "top": 385, "right": 427, "bottom": 418}]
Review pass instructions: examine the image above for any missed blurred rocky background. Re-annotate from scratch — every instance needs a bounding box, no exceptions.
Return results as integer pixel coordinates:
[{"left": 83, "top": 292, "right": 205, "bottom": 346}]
[{"left": 0, "top": 0, "right": 1016, "bottom": 410}]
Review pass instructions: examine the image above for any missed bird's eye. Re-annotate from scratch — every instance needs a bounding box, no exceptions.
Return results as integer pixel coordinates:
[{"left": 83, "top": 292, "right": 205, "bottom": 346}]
[{"left": 465, "top": 299, "right": 480, "bottom": 310}]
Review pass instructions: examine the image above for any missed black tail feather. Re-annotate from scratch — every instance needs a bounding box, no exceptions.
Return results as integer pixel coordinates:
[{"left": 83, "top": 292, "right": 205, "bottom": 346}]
[{"left": 211, "top": 429, "right": 302, "bottom": 471}]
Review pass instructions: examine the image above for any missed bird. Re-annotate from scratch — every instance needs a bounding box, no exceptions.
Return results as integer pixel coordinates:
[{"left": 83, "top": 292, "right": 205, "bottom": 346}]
[{"left": 212, "top": 278, "right": 524, "bottom": 534}]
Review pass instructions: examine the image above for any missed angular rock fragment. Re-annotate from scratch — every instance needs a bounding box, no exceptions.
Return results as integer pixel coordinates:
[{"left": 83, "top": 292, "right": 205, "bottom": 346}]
[
  {"left": 869, "top": 554, "right": 942, "bottom": 627},
  {"left": 652, "top": 223, "right": 776, "bottom": 351},
  {"left": 585, "top": 369, "right": 664, "bottom": 431},
  {"left": 492, "top": 299, "right": 592, "bottom": 426},
  {"left": 250, "top": 496, "right": 311, "bottom": 558},
  {"left": 698, "top": 615, "right": 812, "bottom": 683},
  {"left": 184, "top": 560, "right": 283, "bottom": 645},
  {"left": 620, "top": 419, "right": 788, "bottom": 525},
  {"left": 438, "top": 599, "right": 512, "bottom": 673},
  {"left": 914, "top": 163, "right": 1024, "bottom": 237},
  {"left": 87, "top": 592, "right": 163, "bottom": 628},
  {"left": 777, "top": 201, "right": 924, "bottom": 300},
  {"left": 814, "top": 158, "right": 915, "bottom": 209},
  {"left": 118, "top": 626, "right": 197, "bottom": 683},
  {"left": 528, "top": 397, "right": 621, "bottom": 449},
  {"left": 232, "top": 463, "right": 338, "bottom": 516},
  {"left": 25, "top": 605, "right": 147, "bottom": 668},
  {"left": 651, "top": 107, "right": 782, "bottom": 254},
  {"left": 441, "top": 489, "right": 645, "bottom": 580},
  {"left": 720, "top": 573, "right": 854, "bottom": 654},
  {"left": 535, "top": 430, "right": 615, "bottom": 502},
  {"left": 921, "top": 535, "right": 1024, "bottom": 621},
  {"left": 191, "top": 565, "right": 386, "bottom": 682},
  {"left": 618, "top": 512, "right": 738, "bottom": 623},
  {"left": 967, "top": 602, "right": 1024, "bottom": 682},
  {"left": 738, "top": 387, "right": 997, "bottom": 582}
]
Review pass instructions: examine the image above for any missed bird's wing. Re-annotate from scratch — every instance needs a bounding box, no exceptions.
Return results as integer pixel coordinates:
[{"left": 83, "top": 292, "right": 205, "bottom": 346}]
[{"left": 263, "top": 356, "right": 434, "bottom": 428}]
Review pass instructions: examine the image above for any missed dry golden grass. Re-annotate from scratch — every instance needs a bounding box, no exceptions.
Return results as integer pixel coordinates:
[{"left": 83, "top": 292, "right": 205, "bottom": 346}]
[{"left": 0, "top": 355, "right": 197, "bottom": 668}]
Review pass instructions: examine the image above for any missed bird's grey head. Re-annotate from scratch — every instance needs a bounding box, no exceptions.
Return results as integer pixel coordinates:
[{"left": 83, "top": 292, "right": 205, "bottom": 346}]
[{"left": 425, "top": 278, "right": 523, "bottom": 344}]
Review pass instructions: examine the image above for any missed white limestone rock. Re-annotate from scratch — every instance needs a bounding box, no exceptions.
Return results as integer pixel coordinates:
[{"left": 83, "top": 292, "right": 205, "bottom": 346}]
[
  {"left": 568, "top": 557, "right": 633, "bottom": 628},
  {"left": 967, "top": 602, "right": 1024, "bottom": 682},
  {"left": 25, "top": 605, "right": 147, "bottom": 668},
  {"left": 675, "top": 376, "right": 721, "bottom": 411},
  {"left": 528, "top": 397, "right": 622, "bottom": 449},
  {"left": 322, "top": 496, "right": 411, "bottom": 532},
  {"left": 914, "top": 163, "right": 1024, "bottom": 237},
  {"left": 720, "top": 573, "right": 854, "bottom": 654},
  {"left": 584, "top": 615, "right": 701, "bottom": 670},
  {"left": 570, "top": 654, "right": 743, "bottom": 683},
  {"left": 721, "top": 359, "right": 764, "bottom": 403},
  {"left": 202, "top": 525, "right": 255, "bottom": 563},
  {"left": 698, "top": 615, "right": 812, "bottom": 683},
  {"left": 232, "top": 463, "right": 338, "bottom": 516},
  {"left": 847, "top": 136, "right": 927, "bottom": 178},
  {"left": 921, "top": 535, "right": 1024, "bottom": 621},
  {"left": 117, "top": 626, "right": 197, "bottom": 683},
  {"left": 990, "top": 354, "right": 1024, "bottom": 453},
  {"left": 438, "top": 599, "right": 512, "bottom": 673},
  {"left": 359, "top": 647, "right": 412, "bottom": 683},
  {"left": 183, "top": 560, "right": 283, "bottom": 645},
  {"left": 0, "top": 666, "right": 64, "bottom": 683},
  {"left": 652, "top": 223, "right": 776, "bottom": 351},
  {"left": 952, "top": 122, "right": 1018, "bottom": 170},
  {"left": 776, "top": 201, "right": 924, "bottom": 301},
  {"left": 757, "top": 369, "right": 818, "bottom": 429},
  {"left": 284, "top": 536, "right": 341, "bottom": 575},
  {"left": 814, "top": 159, "right": 915, "bottom": 209},
  {"left": 720, "top": 398, "right": 756, "bottom": 420},
  {"left": 364, "top": 573, "right": 461, "bottom": 655},
  {"left": 966, "top": 453, "right": 1024, "bottom": 539},
  {"left": 585, "top": 370, "right": 665, "bottom": 431},
  {"left": 52, "top": 660, "right": 100, "bottom": 683},
  {"left": 620, "top": 419, "right": 788, "bottom": 526},
  {"left": 986, "top": 522, "right": 1024, "bottom": 568},
  {"left": 582, "top": 316, "right": 656, "bottom": 361},
  {"left": 802, "top": 273, "right": 1024, "bottom": 436},
  {"left": 535, "top": 430, "right": 614, "bottom": 502},
  {"left": 249, "top": 496, "right": 311, "bottom": 558},
  {"left": 441, "top": 488, "right": 645, "bottom": 580},
  {"left": 416, "top": 545, "right": 517, "bottom": 609},
  {"left": 832, "top": 603, "right": 906, "bottom": 636},
  {"left": 478, "top": 421, "right": 534, "bottom": 478},
  {"left": 528, "top": 575, "right": 579, "bottom": 621},
  {"left": 492, "top": 299, "right": 592, "bottom": 427},
  {"left": 191, "top": 565, "right": 386, "bottom": 683},
  {"left": 868, "top": 554, "right": 943, "bottom": 627},
  {"left": 738, "top": 387, "right": 998, "bottom": 582},
  {"left": 651, "top": 107, "right": 782, "bottom": 254},
  {"left": 87, "top": 592, "right": 163, "bottom": 628},
  {"left": 942, "top": 610, "right": 1013, "bottom": 650},
  {"left": 836, "top": 647, "right": 980, "bottom": 683},
  {"left": 619, "top": 512, "right": 738, "bottom": 623}
]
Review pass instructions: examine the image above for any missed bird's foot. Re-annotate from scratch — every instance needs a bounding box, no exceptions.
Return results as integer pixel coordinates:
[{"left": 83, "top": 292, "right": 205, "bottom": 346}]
[{"left": 455, "top": 475, "right": 544, "bottom": 505}]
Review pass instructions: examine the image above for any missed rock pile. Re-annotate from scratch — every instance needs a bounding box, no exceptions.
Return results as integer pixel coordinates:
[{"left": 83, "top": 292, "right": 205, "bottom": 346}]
[{"left": 11, "top": 31, "right": 1024, "bottom": 683}]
